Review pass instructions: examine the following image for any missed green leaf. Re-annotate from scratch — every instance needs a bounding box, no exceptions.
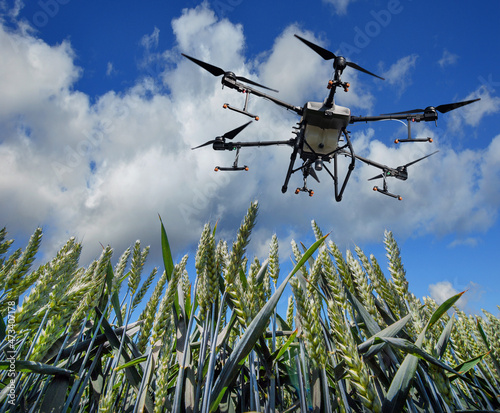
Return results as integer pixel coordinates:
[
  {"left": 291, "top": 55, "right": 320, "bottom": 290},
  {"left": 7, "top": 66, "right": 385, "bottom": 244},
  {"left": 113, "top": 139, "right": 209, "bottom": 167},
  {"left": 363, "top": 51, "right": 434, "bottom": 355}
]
[
  {"left": 435, "top": 315, "right": 454, "bottom": 359},
  {"left": 95, "top": 308, "right": 143, "bottom": 390},
  {"left": 270, "top": 329, "right": 298, "bottom": 363},
  {"left": 427, "top": 290, "right": 465, "bottom": 331},
  {"left": 448, "top": 352, "right": 491, "bottom": 381},
  {"left": 114, "top": 355, "right": 147, "bottom": 372},
  {"left": 379, "top": 337, "right": 467, "bottom": 377},
  {"left": 159, "top": 214, "right": 174, "bottom": 281},
  {"left": 0, "top": 360, "right": 74, "bottom": 377},
  {"left": 39, "top": 375, "right": 71, "bottom": 413},
  {"left": 255, "top": 258, "right": 269, "bottom": 285},
  {"left": 382, "top": 290, "right": 465, "bottom": 413},
  {"left": 358, "top": 313, "right": 412, "bottom": 358},
  {"left": 0, "top": 314, "right": 5, "bottom": 342},
  {"left": 111, "top": 291, "right": 123, "bottom": 327},
  {"left": 209, "top": 234, "right": 328, "bottom": 412},
  {"left": 344, "top": 287, "right": 382, "bottom": 337}
]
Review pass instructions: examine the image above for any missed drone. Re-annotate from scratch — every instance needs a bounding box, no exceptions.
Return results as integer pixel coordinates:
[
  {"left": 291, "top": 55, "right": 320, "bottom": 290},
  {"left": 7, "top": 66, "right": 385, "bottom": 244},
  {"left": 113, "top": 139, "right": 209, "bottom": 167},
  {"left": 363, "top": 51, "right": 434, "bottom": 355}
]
[{"left": 184, "top": 34, "right": 480, "bottom": 201}]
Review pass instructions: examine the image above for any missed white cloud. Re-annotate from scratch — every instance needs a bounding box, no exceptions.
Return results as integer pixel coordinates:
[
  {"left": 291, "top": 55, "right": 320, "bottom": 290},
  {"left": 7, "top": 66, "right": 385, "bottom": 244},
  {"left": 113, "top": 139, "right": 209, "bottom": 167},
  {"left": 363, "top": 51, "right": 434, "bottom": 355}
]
[
  {"left": 0, "top": 0, "right": 23, "bottom": 19},
  {"left": 429, "top": 281, "right": 459, "bottom": 304},
  {"left": 428, "top": 280, "right": 484, "bottom": 313},
  {"left": 462, "top": 87, "right": 500, "bottom": 126},
  {"left": 141, "top": 26, "right": 160, "bottom": 50},
  {"left": 322, "top": 0, "right": 357, "bottom": 15},
  {"left": 448, "top": 237, "right": 480, "bottom": 248},
  {"left": 382, "top": 54, "right": 418, "bottom": 93},
  {"left": 106, "top": 62, "right": 114, "bottom": 76},
  {"left": 1, "top": 4, "right": 500, "bottom": 270},
  {"left": 438, "top": 49, "right": 458, "bottom": 68}
]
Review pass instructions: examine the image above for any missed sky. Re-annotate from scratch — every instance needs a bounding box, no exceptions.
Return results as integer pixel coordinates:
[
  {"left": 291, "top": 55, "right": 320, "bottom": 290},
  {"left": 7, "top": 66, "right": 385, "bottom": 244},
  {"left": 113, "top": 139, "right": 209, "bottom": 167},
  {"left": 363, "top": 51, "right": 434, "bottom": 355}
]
[{"left": 0, "top": 0, "right": 499, "bottom": 315}]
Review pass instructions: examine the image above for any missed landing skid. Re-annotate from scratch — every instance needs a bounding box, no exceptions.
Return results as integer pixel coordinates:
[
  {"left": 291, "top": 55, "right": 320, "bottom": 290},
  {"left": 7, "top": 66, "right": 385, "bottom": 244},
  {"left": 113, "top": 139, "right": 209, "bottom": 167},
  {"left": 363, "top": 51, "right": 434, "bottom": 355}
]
[
  {"left": 395, "top": 138, "right": 433, "bottom": 144},
  {"left": 214, "top": 166, "right": 249, "bottom": 172},
  {"left": 373, "top": 186, "right": 402, "bottom": 200}
]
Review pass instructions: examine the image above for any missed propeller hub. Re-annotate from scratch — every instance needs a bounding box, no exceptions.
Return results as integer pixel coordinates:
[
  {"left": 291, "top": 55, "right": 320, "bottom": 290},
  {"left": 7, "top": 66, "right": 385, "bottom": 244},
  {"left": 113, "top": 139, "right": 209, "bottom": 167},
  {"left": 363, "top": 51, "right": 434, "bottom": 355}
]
[{"left": 333, "top": 56, "right": 347, "bottom": 72}]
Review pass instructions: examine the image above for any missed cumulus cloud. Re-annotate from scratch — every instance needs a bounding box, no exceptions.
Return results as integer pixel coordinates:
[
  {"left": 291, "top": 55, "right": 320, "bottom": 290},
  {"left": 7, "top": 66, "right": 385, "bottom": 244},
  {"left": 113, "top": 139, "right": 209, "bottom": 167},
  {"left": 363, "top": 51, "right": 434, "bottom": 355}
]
[
  {"left": 428, "top": 280, "right": 484, "bottom": 312},
  {"left": 445, "top": 86, "right": 500, "bottom": 137},
  {"left": 1, "top": 2, "right": 500, "bottom": 271},
  {"left": 429, "top": 281, "right": 459, "bottom": 304}
]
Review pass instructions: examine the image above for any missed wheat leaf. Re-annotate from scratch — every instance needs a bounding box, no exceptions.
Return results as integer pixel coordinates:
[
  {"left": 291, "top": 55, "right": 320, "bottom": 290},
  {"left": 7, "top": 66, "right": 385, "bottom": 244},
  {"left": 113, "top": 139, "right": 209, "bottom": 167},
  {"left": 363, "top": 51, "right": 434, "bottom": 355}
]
[{"left": 209, "top": 234, "right": 328, "bottom": 412}]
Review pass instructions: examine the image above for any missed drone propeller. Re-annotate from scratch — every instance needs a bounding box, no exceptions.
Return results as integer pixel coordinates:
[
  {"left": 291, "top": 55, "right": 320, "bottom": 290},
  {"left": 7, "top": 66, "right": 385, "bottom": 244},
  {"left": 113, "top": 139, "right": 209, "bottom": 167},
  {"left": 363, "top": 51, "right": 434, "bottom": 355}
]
[
  {"left": 368, "top": 173, "right": 384, "bottom": 181},
  {"left": 182, "top": 53, "right": 278, "bottom": 92},
  {"left": 368, "top": 150, "right": 439, "bottom": 180},
  {"left": 401, "top": 150, "right": 439, "bottom": 168},
  {"left": 382, "top": 98, "right": 480, "bottom": 115},
  {"left": 294, "top": 34, "right": 385, "bottom": 80},
  {"left": 191, "top": 121, "right": 252, "bottom": 150}
]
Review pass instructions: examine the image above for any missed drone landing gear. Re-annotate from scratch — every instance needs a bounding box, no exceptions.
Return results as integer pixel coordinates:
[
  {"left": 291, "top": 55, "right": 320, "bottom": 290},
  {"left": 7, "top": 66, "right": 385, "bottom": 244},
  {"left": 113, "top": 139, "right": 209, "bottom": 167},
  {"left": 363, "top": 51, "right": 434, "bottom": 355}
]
[
  {"left": 223, "top": 103, "right": 259, "bottom": 121},
  {"left": 295, "top": 168, "right": 315, "bottom": 196},
  {"left": 394, "top": 119, "right": 433, "bottom": 144},
  {"left": 214, "top": 147, "right": 249, "bottom": 172},
  {"left": 223, "top": 91, "right": 259, "bottom": 120},
  {"left": 215, "top": 166, "right": 248, "bottom": 171},
  {"left": 373, "top": 176, "right": 402, "bottom": 200},
  {"left": 295, "top": 186, "right": 314, "bottom": 196},
  {"left": 282, "top": 128, "right": 355, "bottom": 202},
  {"left": 395, "top": 138, "right": 433, "bottom": 144}
]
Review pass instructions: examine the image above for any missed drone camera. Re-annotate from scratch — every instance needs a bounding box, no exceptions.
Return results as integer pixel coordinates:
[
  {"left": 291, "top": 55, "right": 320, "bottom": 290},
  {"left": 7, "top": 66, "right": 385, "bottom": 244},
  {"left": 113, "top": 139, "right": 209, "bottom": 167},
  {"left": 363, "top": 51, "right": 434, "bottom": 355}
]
[{"left": 315, "top": 159, "right": 323, "bottom": 171}]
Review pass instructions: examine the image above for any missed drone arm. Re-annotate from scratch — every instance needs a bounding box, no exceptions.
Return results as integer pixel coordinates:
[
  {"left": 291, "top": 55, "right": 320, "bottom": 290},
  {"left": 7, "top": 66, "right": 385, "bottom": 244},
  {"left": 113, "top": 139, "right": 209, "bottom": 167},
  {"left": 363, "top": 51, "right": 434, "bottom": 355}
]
[
  {"left": 226, "top": 139, "right": 295, "bottom": 149},
  {"left": 350, "top": 114, "right": 418, "bottom": 123},
  {"left": 222, "top": 77, "right": 303, "bottom": 115},
  {"left": 350, "top": 152, "right": 388, "bottom": 171},
  {"left": 349, "top": 110, "right": 441, "bottom": 124}
]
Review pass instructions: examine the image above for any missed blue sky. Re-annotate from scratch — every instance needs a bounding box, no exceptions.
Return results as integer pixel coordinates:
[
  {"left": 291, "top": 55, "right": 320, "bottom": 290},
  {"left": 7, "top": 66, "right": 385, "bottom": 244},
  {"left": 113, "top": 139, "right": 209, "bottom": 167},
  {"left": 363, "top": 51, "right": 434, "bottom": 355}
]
[{"left": 1, "top": 0, "right": 499, "bottom": 315}]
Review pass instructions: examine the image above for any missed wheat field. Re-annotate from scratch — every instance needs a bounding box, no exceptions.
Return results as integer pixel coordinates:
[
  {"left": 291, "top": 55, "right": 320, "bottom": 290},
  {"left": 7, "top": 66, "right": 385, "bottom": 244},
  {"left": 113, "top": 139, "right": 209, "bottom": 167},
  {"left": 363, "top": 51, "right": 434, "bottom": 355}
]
[{"left": 0, "top": 201, "right": 499, "bottom": 412}]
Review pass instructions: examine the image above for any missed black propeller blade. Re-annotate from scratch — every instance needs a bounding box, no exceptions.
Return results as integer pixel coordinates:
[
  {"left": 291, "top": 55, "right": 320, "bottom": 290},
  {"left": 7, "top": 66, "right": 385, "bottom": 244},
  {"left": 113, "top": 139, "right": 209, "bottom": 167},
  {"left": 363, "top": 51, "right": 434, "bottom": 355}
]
[
  {"left": 191, "top": 121, "right": 252, "bottom": 150},
  {"left": 182, "top": 53, "right": 278, "bottom": 92},
  {"left": 367, "top": 150, "right": 439, "bottom": 180},
  {"left": 294, "top": 34, "right": 385, "bottom": 80},
  {"left": 382, "top": 98, "right": 480, "bottom": 115},
  {"left": 192, "top": 140, "right": 217, "bottom": 150},
  {"left": 368, "top": 173, "right": 384, "bottom": 181},
  {"left": 222, "top": 121, "right": 253, "bottom": 140},
  {"left": 401, "top": 150, "right": 439, "bottom": 168}
]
